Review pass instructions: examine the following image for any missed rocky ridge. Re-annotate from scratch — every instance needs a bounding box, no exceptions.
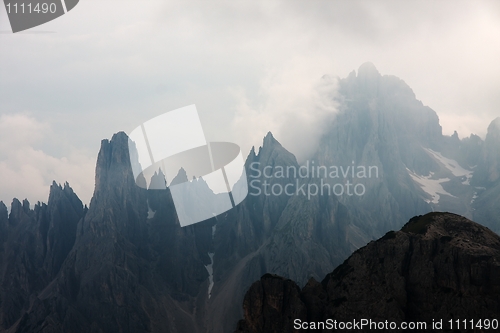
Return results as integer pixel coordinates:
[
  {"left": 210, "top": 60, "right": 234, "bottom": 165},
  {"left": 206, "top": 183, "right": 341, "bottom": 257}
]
[{"left": 235, "top": 212, "right": 500, "bottom": 333}]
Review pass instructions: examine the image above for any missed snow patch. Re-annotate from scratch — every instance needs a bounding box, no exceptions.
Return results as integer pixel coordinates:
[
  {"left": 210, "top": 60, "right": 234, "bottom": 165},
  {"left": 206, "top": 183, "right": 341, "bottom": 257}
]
[
  {"left": 147, "top": 199, "right": 155, "bottom": 219},
  {"left": 205, "top": 252, "right": 215, "bottom": 298},
  {"left": 407, "top": 168, "right": 456, "bottom": 204},
  {"left": 471, "top": 191, "right": 478, "bottom": 204},
  {"left": 424, "top": 148, "right": 473, "bottom": 185},
  {"left": 205, "top": 222, "right": 217, "bottom": 298}
]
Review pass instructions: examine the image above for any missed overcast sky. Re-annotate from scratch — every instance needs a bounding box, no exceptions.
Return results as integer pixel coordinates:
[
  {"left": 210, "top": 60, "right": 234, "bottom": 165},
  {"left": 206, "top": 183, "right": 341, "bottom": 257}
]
[{"left": 1, "top": 0, "right": 499, "bottom": 206}]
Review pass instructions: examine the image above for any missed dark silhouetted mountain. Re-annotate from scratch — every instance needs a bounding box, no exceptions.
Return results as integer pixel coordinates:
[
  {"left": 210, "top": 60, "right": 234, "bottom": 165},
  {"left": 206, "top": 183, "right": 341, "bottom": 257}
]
[
  {"left": 2, "top": 132, "right": 214, "bottom": 333},
  {"left": 0, "top": 182, "right": 84, "bottom": 330},
  {"left": 206, "top": 131, "right": 368, "bottom": 332},
  {"left": 235, "top": 212, "right": 500, "bottom": 333},
  {"left": 3, "top": 130, "right": 358, "bottom": 333}
]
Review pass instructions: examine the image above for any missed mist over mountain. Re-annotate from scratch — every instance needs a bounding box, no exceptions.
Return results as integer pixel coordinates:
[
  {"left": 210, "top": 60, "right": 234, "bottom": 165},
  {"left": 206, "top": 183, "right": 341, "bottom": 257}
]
[
  {"left": 0, "top": 64, "right": 498, "bottom": 332},
  {"left": 312, "top": 62, "right": 499, "bottom": 234}
]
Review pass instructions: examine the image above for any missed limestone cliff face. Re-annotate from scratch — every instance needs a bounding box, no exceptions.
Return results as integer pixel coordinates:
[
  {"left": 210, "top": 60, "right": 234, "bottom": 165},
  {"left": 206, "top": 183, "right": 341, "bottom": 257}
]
[{"left": 235, "top": 212, "right": 500, "bottom": 333}]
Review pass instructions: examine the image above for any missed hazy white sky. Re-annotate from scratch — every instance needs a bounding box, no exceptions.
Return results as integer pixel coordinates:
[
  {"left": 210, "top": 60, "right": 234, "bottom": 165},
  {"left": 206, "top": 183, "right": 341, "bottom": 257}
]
[{"left": 1, "top": 0, "right": 499, "bottom": 206}]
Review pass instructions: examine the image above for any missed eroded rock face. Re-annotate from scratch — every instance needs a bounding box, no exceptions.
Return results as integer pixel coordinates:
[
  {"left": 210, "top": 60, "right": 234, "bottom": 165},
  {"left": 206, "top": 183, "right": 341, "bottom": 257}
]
[
  {"left": 0, "top": 183, "right": 84, "bottom": 330},
  {"left": 235, "top": 212, "right": 500, "bottom": 333},
  {"left": 208, "top": 132, "right": 365, "bottom": 333},
  {"left": 234, "top": 274, "right": 307, "bottom": 333}
]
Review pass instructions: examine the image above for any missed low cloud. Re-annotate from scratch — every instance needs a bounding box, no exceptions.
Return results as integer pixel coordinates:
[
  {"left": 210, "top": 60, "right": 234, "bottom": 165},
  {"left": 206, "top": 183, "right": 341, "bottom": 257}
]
[
  {"left": 0, "top": 114, "right": 95, "bottom": 207},
  {"left": 231, "top": 57, "right": 339, "bottom": 162}
]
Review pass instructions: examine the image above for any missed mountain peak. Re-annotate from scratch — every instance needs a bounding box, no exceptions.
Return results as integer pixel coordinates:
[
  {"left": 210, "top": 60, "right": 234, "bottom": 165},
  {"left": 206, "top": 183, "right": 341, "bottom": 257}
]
[
  {"left": 357, "top": 62, "right": 380, "bottom": 78},
  {"left": 94, "top": 131, "right": 133, "bottom": 195},
  {"left": 110, "top": 131, "right": 129, "bottom": 144},
  {"left": 235, "top": 212, "right": 500, "bottom": 332},
  {"left": 0, "top": 201, "right": 7, "bottom": 241},
  {"left": 488, "top": 117, "right": 500, "bottom": 134},
  {"left": 485, "top": 117, "right": 500, "bottom": 146},
  {"left": 354, "top": 62, "right": 381, "bottom": 96},
  {"left": 170, "top": 167, "right": 188, "bottom": 186},
  {"left": 401, "top": 212, "right": 497, "bottom": 241},
  {"left": 263, "top": 131, "right": 275, "bottom": 142},
  {"left": 0, "top": 201, "right": 6, "bottom": 215},
  {"left": 257, "top": 132, "right": 281, "bottom": 155},
  {"left": 248, "top": 146, "right": 257, "bottom": 160},
  {"left": 88, "top": 131, "right": 147, "bottom": 233}
]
